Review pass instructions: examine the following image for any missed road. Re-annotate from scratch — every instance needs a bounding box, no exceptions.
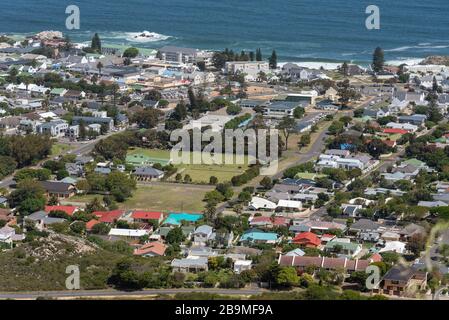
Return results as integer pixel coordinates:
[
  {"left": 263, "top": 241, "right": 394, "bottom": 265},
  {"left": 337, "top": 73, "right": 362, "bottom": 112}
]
[{"left": 0, "top": 288, "right": 265, "bottom": 300}]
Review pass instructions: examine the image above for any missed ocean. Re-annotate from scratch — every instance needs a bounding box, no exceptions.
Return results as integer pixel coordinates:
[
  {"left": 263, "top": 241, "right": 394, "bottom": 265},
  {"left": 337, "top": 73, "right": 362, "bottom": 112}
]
[{"left": 1, "top": 0, "right": 449, "bottom": 65}]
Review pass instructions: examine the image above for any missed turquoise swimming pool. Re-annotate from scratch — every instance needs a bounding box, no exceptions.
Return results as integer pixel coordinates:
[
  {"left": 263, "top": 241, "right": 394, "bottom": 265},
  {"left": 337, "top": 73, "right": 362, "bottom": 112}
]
[{"left": 164, "top": 212, "right": 203, "bottom": 225}]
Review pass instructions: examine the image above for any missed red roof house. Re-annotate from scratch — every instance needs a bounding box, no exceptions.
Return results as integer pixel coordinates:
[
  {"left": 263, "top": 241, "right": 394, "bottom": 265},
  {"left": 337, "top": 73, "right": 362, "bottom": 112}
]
[
  {"left": 383, "top": 128, "right": 409, "bottom": 135},
  {"left": 86, "top": 219, "right": 101, "bottom": 231},
  {"left": 93, "top": 210, "right": 125, "bottom": 223},
  {"left": 45, "top": 205, "right": 78, "bottom": 216},
  {"left": 131, "top": 211, "right": 163, "bottom": 223},
  {"left": 292, "top": 232, "right": 321, "bottom": 248},
  {"left": 133, "top": 241, "right": 167, "bottom": 257}
]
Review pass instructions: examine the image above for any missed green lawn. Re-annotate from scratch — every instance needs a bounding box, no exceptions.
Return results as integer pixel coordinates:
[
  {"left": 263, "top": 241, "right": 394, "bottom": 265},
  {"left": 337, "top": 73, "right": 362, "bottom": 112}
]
[
  {"left": 51, "top": 143, "right": 74, "bottom": 157},
  {"left": 128, "top": 147, "right": 251, "bottom": 184},
  {"left": 70, "top": 184, "right": 213, "bottom": 213}
]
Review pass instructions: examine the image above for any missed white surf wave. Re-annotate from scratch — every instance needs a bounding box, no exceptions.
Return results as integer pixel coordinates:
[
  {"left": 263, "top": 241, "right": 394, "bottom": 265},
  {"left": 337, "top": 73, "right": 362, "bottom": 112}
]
[
  {"left": 385, "top": 58, "right": 424, "bottom": 66},
  {"left": 385, "top": 44, "right": 449, "bottom": 52},
  {"left": 278, "top": 61, "right": 342, "bottom": 70},
  {"left": 102, "top": 31, "right": 171, "bottom": 43}
]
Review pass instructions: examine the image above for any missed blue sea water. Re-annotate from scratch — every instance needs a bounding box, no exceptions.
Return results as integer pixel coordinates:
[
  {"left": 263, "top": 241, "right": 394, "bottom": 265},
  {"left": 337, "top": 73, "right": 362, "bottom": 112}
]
[{"left": 1, "top": 0, "right": 449, "bottom": 64}]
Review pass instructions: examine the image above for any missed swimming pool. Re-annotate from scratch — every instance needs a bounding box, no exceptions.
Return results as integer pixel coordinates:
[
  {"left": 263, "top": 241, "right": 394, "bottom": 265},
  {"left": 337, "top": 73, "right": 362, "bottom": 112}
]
[{"left": 164, "top": 212, "right": 203, "bottom": 225}]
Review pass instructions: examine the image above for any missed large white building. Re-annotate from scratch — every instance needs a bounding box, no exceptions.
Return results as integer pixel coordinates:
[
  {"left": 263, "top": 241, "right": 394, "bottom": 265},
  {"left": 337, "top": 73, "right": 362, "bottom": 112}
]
[{"left": 225, "top": 61, "right": 269, "bottom": 77}]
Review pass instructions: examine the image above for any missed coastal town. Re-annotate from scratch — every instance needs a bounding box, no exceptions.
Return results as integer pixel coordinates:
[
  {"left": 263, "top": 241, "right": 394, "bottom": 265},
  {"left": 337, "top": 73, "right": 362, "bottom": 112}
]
[{"left": 1, "top": 30, "right": 449, "bottom": 300}]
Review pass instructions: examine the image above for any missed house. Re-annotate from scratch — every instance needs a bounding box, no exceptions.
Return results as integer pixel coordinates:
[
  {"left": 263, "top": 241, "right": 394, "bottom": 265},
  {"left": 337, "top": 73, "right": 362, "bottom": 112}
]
[
  {"left": 0, "top": 209, "right": 15, "bottom": 226},
  {"left": 131, "top": 211, "right": 163, "bottom": 224},
  {"left": 86, "top": 219, "right": 101, "bottom": 232},
  {"left": 292, "top": 232, "right": 321, "bottom": 248},
  {"left": 239, "top": 229, "right": 279, "bottom": 244},
  {"left": 374, "top": 265, "right": 427, "bottom": 297},
  {"left": 24, "top": 211, "right": 67, "bottom": 231},
  {"left": 44, "top": 205, "right": 79, "bottom": 217},
  {"left": 65, "top": 162, "right": 84, "bottom": 177},
  {"left": 93, "top": 210, "right": 125, "bottom": 224},
  {"left": 324, "top": 87, "right": 338, "bottom": 101},
  {"left": 248, "top": 197, "right": 277, "bottom": 211},
  {"left": 193, "top": 225, "right": 215, "bottom": 245},
  {"left": 379, "top": 241, "right": 406, "bottom": 254},
  {"left": 285, "top": 248, "right": 306, "bottom": 257},
  {"left": 315, "top": 99, "right": 340, "bottom": 111},
  {"left": 36, "top": 120, "right": 69, "bottom": 137},
  {"left": 0, "top": 226, "right": 25, "bottom": 247},
  {"left": 40, "top": 181, "right": 76, "bottom": 198},
  {"left": 234, "top": 260, "right": 252, "bottom": 274},
  {"left": 49, "top": 88, "right": 68, "bottom": 97},
  {"left": 278, "top": 255, "right": 372, "bottom": 274},
  {"left": 385, "top": 122, "right": 418, "bottom": 133},
  {"left": 108, "top": 228, "right": 148, "bottom": 239},
  {"left": 341, "top": 204, "right": 362, "bottom": 217},
  {"left": 398, "top": 114, "right": 427, "bottom": 126},
  {"left": 133, "top": 241, "right": 167, "bottom": 257},
  {"left": 72, "top": 116, "right": 114, "bottom": 131},
  {"left": 324, "top": 239, "right": 362, "bottom": 258},
  {"left": 263, "top": 101, "right": 300, "bottom": 118},
  {"left": 171, "top": 256, "right": 208, "bottom": 273},
  {"left": 225, "top": 61, "right": 269, "bottom": 77},
  {"left": 363, "top": 107, "right": 390, "bottom": 119},
  {"left": 276, "top": 199, "right": 302, "bottom": 212},
  {"left": 158, "top": 46, "right": 199, "bottom": 63},
  {"left": 0, "top": 116, "right": 21, "bottom": 130},
  {"left": 132, "top": 166, "right": 164, "bottom": 181}
]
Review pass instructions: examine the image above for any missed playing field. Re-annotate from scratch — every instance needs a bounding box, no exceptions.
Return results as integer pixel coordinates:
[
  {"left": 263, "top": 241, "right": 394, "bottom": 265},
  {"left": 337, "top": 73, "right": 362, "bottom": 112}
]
[
  {"left": 127, "top": 147, "right": 251, "bottom": 184},
  {"left": 69, "top": 184, "right": 213, "bottom": 212}
]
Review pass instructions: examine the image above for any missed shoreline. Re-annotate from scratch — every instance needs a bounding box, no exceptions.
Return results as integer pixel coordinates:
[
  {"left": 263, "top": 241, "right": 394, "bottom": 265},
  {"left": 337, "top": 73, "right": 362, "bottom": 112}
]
[{"left": 2, "top": 31, "right": 427, "bottom": 70}]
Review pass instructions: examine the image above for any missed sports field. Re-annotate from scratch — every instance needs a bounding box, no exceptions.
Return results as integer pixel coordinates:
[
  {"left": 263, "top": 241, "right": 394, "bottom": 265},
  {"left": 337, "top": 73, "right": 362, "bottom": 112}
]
[{"left": 127, "top": 148, "right": 251, "bottom": 183}]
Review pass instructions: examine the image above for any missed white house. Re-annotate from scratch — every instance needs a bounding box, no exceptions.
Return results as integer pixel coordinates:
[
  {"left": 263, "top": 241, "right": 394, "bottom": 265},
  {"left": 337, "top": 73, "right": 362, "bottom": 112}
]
[
  {"left": 234, "top": 260, "right": 252, "bottom": 274},
  {"left": 225, "top": 61, "right": 270, "bottom": 77},
  {"left": 249, "top": 197, "right": 277, "bottom": 211}
]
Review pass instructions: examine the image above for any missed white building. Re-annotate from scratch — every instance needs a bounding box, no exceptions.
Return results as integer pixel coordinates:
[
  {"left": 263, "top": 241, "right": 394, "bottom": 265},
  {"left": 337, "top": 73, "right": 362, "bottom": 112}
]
[{"left": 225, "top": 61, "right": 270, "bottom": 77}]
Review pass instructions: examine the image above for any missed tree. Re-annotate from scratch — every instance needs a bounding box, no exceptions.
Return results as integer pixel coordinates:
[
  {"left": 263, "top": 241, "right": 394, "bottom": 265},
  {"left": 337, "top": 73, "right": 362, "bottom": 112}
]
[
  {"left": 340, "top": 62, "right": 349, "bottom": 76},
  {"left": 328, "top": 120, "right": 344, "bottom": 135},
  {"left": 298, "top": 134, "right": 311, "bottom": 148},
  {"left": 96, "top": 61, "right": 104, "bottom": 75},
  {"left": 226, "top": 104, "right": 242, "bottom": 115},
  {"left": 9, "top": 179, "right": 46, "bottom": 216},
  {"left": 255, "top": 48, "right": 263, "bottom": 61},
  {"left": 260, "top": 176, "right": 272, "bottom": 189},
  {"left": 132, "top": 108, "right": 162, "bottom": 129},
  {"left": 209, "top": 176, "right": 218, "bottom": 185},
  {"left": 70, "top": 221, "right": 86, "bottom": 234},
  {"left": 171, "top": 101, "right": 188, "bottom": 121},
  {"left": 293, "top": 107, "right": 305, "bottom": 119},
  {"left": 277, "top": 116, "right": 296, "bottom": 150},
  {"left": 91, "top": 33, "right": 102, "bottom": 53},
  {"left": 372, "top": 47, "right": 385, "bottom": 73},
  {"left": 212, "top": 52, "right": 227, "bottom": 70},
  {"left": 123, "top": 47, "right": 139, "bottom": 58},
  {"left": 86, "top": 197, "right": 105, "bottom": 213},
  {"left": 275, "top": 266, "right": 299, "bottom": 287},
  {"left": 183, "top": 174, "right": 192, "bottom": 183},
  {"left": 91, "top": 222, "right": 110, "bottom": 235},
  {"left": 204, "top": 202, "right": 217, "bottom": 221},
  {"left": 166, "top": 227, "right": 185, "bottom": 244},
  {"left": 145, "top": 89, "right": 162, "bottom": 101},
  {"left": 268, "top": 50, "right": 277, "bottom": 69}
]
